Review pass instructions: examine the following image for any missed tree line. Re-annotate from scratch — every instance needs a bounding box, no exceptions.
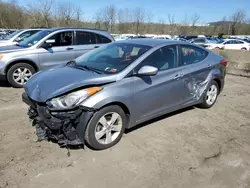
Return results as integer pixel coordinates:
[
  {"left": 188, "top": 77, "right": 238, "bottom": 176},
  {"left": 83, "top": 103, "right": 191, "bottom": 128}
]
[{"left": 0, "top": 0, "right": 249, "bottom": 36}]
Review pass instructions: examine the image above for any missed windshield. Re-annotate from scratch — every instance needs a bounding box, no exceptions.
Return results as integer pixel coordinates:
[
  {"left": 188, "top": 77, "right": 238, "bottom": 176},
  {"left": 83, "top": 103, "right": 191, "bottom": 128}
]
[
  {"left": 19, "top": 30, "right": 51, "bottom": 47},
  {"left": 2, "top": 30, "right": 21, "bottom": 40},
  {"left": 74, "top": 42, "right": 152, "bottom": 74}
]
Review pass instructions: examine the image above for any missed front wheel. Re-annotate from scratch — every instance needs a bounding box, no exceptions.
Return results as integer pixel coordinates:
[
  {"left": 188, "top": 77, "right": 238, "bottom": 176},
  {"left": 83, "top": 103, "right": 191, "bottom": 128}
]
[
  {"left": 198, "top": 80, "right": 219, "bottom": 109},
  {"left": 7, "top": 63, "right": 35, "bottom": 88},
  {"left": 85, "top": 105, "right": 126, "bottom": 150}
]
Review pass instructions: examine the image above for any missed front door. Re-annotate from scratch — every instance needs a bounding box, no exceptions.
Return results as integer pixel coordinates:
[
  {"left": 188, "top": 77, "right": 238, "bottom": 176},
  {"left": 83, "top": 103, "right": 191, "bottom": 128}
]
[
  {"left": 38, "top": 31, "right": 75, "bottom": 70},
  {"left": 133, "top": 45, "right": 185, "bottom": 122}
]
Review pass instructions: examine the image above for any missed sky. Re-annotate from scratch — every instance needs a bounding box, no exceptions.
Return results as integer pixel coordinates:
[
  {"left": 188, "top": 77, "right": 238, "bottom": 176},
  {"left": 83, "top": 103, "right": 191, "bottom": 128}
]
[{"left": 7, "top": 0, "right": 250, "bottom": 23}]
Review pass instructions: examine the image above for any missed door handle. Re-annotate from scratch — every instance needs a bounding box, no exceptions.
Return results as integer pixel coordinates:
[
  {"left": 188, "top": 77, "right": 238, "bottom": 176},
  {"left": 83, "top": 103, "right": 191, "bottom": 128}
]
[
  {"left": 174, "top": 74, "right": 183, "bottom": 80},
  {"left": 94, "top": 46, "right": 100, "bottom": 48},
  {"left": 66, "top": 47, "right": 74, "bottom": 50},
  {"left": 207, "top": 64, "right": 212, "bottom": 68}
]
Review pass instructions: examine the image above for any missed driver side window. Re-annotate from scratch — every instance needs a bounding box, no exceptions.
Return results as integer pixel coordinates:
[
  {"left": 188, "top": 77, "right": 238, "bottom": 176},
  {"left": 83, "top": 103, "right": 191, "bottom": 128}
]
[
  {"left": 137, "top": 45, "right": 177, "bottom": 71},
  {"left": 47, "top": 31, "right": 73, "bottom": 47}
]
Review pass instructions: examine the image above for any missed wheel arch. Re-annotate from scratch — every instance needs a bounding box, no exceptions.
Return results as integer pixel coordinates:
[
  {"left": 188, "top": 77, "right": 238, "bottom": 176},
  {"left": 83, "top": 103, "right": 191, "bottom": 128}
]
[
  {"left": 5, "top": 59, "right": 38, "bottom": 74},
  {"left": 100, "top": 101, "right": 131, "bottom": 128},
  {"left": 213, "top": 78, "right": 221, "bottom": 93}
]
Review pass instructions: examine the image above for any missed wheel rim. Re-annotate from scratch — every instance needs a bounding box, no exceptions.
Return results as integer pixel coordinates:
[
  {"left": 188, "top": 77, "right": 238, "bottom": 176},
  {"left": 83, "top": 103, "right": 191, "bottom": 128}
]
[
  {"left": 95, "top": 112, "right": 123, "bottom": 145},
  {"left": 206, "top": 84, "right": 218, "bottom": 105},
  {"left": 12, "top": 67, "right": 32, "bottom": 85}
]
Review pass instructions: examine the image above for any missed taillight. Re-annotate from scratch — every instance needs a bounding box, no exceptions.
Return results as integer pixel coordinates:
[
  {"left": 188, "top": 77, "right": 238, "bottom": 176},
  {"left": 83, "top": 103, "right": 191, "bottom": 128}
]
[{"left": 220, "top": 59, "right": 228, "bottom": 67}]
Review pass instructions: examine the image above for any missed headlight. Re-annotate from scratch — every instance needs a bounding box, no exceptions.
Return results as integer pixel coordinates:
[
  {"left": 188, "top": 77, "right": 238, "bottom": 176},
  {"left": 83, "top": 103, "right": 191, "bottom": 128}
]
[{"left": 47, "top": 87, "right": 102, "bottom": 110}]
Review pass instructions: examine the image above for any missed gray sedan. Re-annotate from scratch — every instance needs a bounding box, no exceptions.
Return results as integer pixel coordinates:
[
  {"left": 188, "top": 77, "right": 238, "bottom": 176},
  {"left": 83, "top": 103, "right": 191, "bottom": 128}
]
[{"left": 22, "top": 39, "right": 227, "bottom": 150}]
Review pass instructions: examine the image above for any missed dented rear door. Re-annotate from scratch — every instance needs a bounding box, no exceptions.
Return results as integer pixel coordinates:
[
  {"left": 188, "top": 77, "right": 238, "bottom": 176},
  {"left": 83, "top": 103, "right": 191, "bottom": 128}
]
[{"left": 178, "top": 45, "right": 213, "bottom": 105}]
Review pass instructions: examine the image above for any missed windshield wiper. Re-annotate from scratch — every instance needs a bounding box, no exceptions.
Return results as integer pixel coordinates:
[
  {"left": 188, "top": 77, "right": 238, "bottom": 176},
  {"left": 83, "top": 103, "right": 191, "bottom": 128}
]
[{"left": 75, "top": 65, "right": 104, "bottom": 74}]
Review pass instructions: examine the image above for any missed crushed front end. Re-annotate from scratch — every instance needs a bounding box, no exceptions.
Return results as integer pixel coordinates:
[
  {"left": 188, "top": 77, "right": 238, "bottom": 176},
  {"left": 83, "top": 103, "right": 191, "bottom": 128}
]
[{"left": 22, "top": 93, "right": 94, "bottom": 147}]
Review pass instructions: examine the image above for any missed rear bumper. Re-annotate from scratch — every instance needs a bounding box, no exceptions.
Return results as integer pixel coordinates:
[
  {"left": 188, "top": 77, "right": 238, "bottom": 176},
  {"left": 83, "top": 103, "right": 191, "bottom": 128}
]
[{"left": 22, "top": 93, "right": 94, "bottom": 147}]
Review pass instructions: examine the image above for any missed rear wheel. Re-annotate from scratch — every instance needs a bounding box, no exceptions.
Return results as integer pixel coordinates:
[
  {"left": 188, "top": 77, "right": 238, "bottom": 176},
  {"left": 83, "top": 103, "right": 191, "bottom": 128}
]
[
  {"left": 198, "top": 80, "right": 219, "bottom": 109},
  {"left": 7, "top": 63, "right": 35, "bottom": 88},
  {"left": 85, "top": 105, "right": 126, "bottom": 150},
  {"left": 241, "top": 48, "right": 247, "bottom": 50}
]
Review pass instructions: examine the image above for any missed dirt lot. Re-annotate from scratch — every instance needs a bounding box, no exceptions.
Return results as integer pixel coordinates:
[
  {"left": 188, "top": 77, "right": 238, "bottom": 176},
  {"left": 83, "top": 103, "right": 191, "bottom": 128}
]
[{"left": 0, "top": 75, "right": 250, "bottom": 188}]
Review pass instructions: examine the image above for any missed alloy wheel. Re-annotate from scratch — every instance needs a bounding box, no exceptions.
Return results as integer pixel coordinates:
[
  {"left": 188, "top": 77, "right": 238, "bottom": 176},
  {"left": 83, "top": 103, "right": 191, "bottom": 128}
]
[
  {"left": 95, "top": 112, "right": 123, "bottom": 145},
  {"left": 12, "top": 67, "right": 32, "bottom": 85},
  {"left": 206, "top": 84, "right": 218, "bottom": 106}
]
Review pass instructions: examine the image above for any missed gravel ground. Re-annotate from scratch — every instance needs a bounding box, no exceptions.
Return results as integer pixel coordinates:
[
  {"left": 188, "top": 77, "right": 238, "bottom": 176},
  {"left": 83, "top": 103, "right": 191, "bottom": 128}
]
[{"left": 0, "top": 75, "right": 250, "bottom": 188}]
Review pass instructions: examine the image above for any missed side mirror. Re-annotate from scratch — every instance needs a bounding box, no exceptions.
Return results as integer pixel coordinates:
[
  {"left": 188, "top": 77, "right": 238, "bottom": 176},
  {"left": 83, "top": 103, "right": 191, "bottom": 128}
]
[
  {"left": 41, "top": 39, "right": 55, "bottom": 49},
  {"left": 14, "top": 37, "right": 21, "bottom": 42},
  {"left": 137, "top": 65, "right": 158, "bottom": 76}
]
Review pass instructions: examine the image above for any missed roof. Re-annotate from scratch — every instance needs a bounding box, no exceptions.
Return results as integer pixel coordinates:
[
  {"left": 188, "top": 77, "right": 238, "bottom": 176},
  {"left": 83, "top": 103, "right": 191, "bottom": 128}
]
[
  {"left": 115, "top": 39, "right": 186, "bottom": 47},
  {"left": 47, "top": 27, "right": 107, "bottom": 32}
]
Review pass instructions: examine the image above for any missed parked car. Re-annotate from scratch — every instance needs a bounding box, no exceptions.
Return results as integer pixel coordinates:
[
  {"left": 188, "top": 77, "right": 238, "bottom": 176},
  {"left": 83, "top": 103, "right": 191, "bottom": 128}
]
[
  {"left": 113, "top": 35, "right": 128, "bottom": 41},
  {"left": 0, "top": 29, "right": 44, "bottom": 47},
  {"left": 22, "top": 39, "right": 227, "bottom": 150},
  {"left": 0, "top": 33, "right": 7, "bottom": 40},
  {"left": 172, "top": 37, "right": 187, "bottom": 42},
  {"left": 0, "top": 28, "right": 114, "bottom": 87},
  {"left": 206, "top": 39, "right": 250, "bottom": 50},
  {"left": 189, "top": 37, "right": 218, "bottom": 48},
  {"left": 183, "top": 36, "right": 197, "bottom": 40}
]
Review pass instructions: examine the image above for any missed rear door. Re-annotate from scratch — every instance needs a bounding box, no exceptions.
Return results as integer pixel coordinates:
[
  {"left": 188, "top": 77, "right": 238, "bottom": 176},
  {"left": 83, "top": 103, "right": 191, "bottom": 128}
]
[
  {"left": 38, "top": 31, "right": 75, "bottom": 69},
  {"left": 233, "top": 40, "right": 244, "bottom": 50},
  {"left": 73, "top": 31, "right": 112, "bottom": 58},
  {"left": 178, "top": 45, "right": 211, "bottom": 105},
  {"left": 223, "top": 40, "right": 234, "bottom": 49}
]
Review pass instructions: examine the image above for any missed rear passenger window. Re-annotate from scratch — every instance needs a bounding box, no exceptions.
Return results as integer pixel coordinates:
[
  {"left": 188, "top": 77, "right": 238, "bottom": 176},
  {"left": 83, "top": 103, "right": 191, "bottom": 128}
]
[
  {"left": 180, "top": 45, "right": 208, "bottom": 66},
  {"left": 235, "top": 40, "right": 244, "bottom": 44},
  {"left": 96, "top": 34, "right": 112, "bottom": 44},
  {"left": 76, "top": 31, "right": 96, "bottom": 45}
]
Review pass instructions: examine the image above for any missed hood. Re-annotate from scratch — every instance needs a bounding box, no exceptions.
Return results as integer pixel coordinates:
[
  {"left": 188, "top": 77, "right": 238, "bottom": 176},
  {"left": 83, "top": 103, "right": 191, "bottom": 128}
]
[
  {"left": 25, "top": 66, "right": 116, "bottom": 102},
  {"left": 0, "top": 45, "right": 28, "bottom": 53}
]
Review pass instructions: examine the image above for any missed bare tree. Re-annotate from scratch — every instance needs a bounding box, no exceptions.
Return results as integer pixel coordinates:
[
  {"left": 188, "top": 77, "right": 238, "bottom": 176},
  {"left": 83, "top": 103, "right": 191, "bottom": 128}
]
[
  {"left": 94, "top": 5, "right": 116, "bottom": 32},
  {"left": 56, "top": 2, "right": 76, "bottom": 26},
  {"left": 158, "top": 19, "right": 165, "bottom": 34},
  {"left": 94, "top": 9, "right": 102, "bottom": 29},
  {"left": 75, "top": 6, "right": 83, "bottom": 27},
  {"left": 145, "top": 11, "right": 154, "bottom": 33},
  {"left": 132, "top": 8, "right": 145, "bottom": 35},
  {"left": 26, "top": 0, "right": 54, "bottom": 27},
  {"left": 190, "top": 13, "right": 200, "bottom": 33},
  {"left": 179, "top": 15, "right": 189, "bottom": 35},
  {"left": 230, "top": 9, "right": 246, "bottom": 35},
  {"left": 106, "top": 5, "right": 116, "bottom": 32},
  {"left": 168, "top": 14, "right": 176, "bottom": 36},
  {"left": 191, "top": 13, "right": 200, "bottom": 26}
]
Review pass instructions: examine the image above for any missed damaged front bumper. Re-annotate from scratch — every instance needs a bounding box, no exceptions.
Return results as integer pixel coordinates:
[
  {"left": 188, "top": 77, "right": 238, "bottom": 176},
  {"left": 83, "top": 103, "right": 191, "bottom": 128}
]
[{"left": 22, "top": 93, "right": 94, "bottom": 147}]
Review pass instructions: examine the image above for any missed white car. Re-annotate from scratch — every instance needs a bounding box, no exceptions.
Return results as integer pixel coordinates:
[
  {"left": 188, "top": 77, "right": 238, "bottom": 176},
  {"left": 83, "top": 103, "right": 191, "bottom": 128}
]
[
  {"left": 0, "top": 29, "right": 43, "bottom": 47},
  {"left": 207, "top": 39, "right": 250, "bottom": 50},
  {"left": 113, "top": 35, "right": 128, "bottom": 41}
]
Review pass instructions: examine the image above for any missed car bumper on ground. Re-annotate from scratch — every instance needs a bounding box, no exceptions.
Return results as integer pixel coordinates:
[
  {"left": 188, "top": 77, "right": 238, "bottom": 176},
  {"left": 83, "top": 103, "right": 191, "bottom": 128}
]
[{"left": 22, "top": 92, "right": 94, "bottom": 147}]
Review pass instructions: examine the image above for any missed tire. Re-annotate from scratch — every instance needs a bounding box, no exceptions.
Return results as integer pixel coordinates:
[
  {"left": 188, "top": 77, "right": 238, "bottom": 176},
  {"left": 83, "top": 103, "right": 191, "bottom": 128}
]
[
  {"left": 7, "top": 63, "right": 36, "bottom": 88},
  {"left": 241, "top": 48, "right": 247, "bottom": 50},
  {"left": 198, "top": 80, "right": 219, "bottom": 109},
  {"left": 85, "top": 105, "right": 126, "bottom": 150}
]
